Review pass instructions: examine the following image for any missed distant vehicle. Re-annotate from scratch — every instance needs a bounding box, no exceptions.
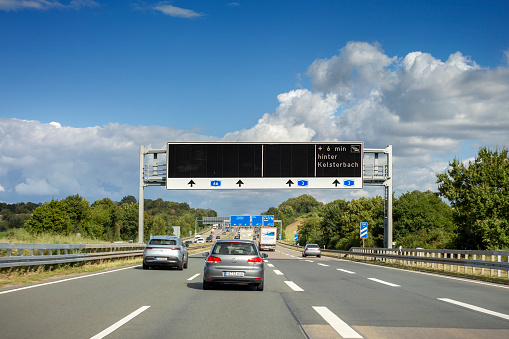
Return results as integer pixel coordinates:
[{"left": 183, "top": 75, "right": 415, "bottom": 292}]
[
  {"left": 302, "top": 244, "right": 321, "bottom": 257},
  {"left": 206, "top": 235, "right": 213, "bottom": 242},
  {"left": 202, "top": 239, "right": 268, "bottom": 291},
  {"left": 194, "top": 234, "right": 202, "bottom": 243},
  {"left": 196, "top": 237, "right": 205, "bottom": 244},
  {"left": 216, "top": 235, "right": 221, "bottom": 239},
  {"left": 184, "top": 240, "right": 193, "bottom": 247},
  {"left": 234, "top": 234, "right": 240, "bottom": 239},
  {"left": 240, "top": 232, "right": 253, "bottom": 240},
  {"left": 143, "top": 235, "right": 188, "bottom": 270},
  {"left": 258, "top": 227, "right": 277, "bottom": 251}
]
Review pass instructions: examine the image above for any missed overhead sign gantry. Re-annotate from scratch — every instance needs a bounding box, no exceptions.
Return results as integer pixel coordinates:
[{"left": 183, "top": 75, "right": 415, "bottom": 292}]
[{"left": 166, "top": 142, "right": 363, "bottom": 190}]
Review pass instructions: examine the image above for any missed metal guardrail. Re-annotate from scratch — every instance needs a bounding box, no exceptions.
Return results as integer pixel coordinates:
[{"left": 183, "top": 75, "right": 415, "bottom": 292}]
[
  {"left": 277, "top": 241, "right": 509, "bottom": 278},
  {"left": 0, "top": 243, "right": 145, "bottom": 268},
  {"left": 0, "top": 241, "right": 214, "bottom": 268}
]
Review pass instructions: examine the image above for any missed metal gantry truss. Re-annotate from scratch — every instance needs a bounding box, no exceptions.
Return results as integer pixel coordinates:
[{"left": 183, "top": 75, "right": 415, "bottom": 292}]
[{"left": 138, "top": 145, "right": 393, "bottom": 247}]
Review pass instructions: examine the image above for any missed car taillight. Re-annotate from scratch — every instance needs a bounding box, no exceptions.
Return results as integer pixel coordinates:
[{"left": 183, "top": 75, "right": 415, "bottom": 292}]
[
  {"left": 317, "top": 248, "right": 321, "bottom": 251},
  {"left": 168, "top": 247, "right": 181, "bottom": 251},
  {"left": 305, "top": 248, "right": 308, "bottom": 251},
  {"left": 145, "top": 247, "right": 153, "bottom": 250},
  {"left": 207, "top": 256, "right": 221, "bottom": 263},
  {"left": 247, "top": 257, "right": 263, "bottom": 263}
]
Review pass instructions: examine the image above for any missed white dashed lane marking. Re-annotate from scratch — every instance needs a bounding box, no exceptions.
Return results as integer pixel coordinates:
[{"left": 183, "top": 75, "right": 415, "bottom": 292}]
[
  {"left": 313, "top": 306, "right": 363, "bottom": 338},
  {"left": 368, "top": 278, "right": 400, "bottom": 287},
  {"left": 284, "top": 281, "right": 304, "bottom": 292}
]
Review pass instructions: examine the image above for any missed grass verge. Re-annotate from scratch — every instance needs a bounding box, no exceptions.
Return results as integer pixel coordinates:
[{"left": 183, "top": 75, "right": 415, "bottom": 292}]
[{"left": 0, "top": 257, "right": 143, "bottom": 289}]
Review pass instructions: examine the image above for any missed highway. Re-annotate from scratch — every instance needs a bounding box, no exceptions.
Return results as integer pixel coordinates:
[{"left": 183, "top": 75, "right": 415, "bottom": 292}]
[{"left": 1, "top": 245, "right": 509, "bottom": 338}]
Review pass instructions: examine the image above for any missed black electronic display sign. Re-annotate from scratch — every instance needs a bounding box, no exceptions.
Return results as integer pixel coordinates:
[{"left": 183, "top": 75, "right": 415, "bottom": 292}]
[{"left": 166, "top": 142, "right": 363, "bottom": 190}]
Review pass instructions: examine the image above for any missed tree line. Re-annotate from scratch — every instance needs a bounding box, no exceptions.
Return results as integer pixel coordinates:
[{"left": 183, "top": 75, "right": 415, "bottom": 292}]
[
  {"left": 266, "top": 147, "right": 508, "bottom": 251},
  {"left": 16, "top": 195, "right": 216, "bottom": 243},
  {"left": 3, "top": 146, "right": 507, "bottom": 250}
]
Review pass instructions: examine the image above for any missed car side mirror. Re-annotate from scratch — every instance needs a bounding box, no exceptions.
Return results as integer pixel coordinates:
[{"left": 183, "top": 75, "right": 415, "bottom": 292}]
[
  {"left": 262, "top": 253, "right": 268, "bottom": 258},
  {"left": 202, "top": 252, "right": 209, "bottom": 257}
]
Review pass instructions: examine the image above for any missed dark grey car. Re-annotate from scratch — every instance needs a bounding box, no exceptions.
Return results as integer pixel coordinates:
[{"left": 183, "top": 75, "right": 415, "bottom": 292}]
[
  {"left": 143, "top": 235, "right": 188, "bottom": 270},
  {"left": 203, "top": 239, "right": 267, "bottom": 291}
]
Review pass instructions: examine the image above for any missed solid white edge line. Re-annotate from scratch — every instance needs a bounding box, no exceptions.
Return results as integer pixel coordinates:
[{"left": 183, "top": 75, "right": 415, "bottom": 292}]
[
  {"left": 284, "top": 281, "right": 304, "bottom": 292},
  {"left": 367, "top": 278, "right": 400, "bottom": 287},
  {"left": 438, "top": 298, "right": 509, "bottom": 321},
  {"left": 337, "top": 269, "right": 356, "bottom": 274},
  {"left": 273, "top": 269, "right": 284, "bottom": 275},
  {"left": 90, "top": 306, "right": 150, "bottom": 339},
  {"left": 313, "top": 306, "right": 363, "bottom": 339},
  {"left": 187, "top": 273, "right": 200, "bottom": 281},
  {"left": 0, "top": 266, "right": 134, "bottom": 295}
]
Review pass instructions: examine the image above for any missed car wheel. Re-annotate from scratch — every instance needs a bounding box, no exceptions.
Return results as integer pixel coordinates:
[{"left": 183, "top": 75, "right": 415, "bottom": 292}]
[
  {"left": 142, "top": 263, "right": 149, "bottom": 270},
  {"left": 317, "top": 255, "right": 321, "bottom": 258},
  {"left": 177, "top": 260, "right": 184, "bottom": 270},
  {"left": 302, "top": 253, "right": 306, "bottom": 257},
  {"left": 256, "top": 280, "right": 264, "bottom": 291},
  {"left": 184, "top": 258, "right": 188, "bottom": 269},
  {"left": 203, "top": 281, "right": 211, "bottom": 290}
]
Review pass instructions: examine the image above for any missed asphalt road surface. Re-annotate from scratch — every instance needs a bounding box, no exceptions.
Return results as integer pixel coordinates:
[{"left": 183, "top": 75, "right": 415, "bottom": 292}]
[{"left": 1, "top": 245, "right": 509, "bottom": 338}]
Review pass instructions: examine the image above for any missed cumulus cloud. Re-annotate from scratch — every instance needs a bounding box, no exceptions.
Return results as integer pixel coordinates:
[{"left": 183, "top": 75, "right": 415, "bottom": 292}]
[
  {"left": 152, "top": 2, "right": 203, "bottom": 18},
  {"left": 0, "top": 119, "right": 215, "bottom": 203},
  {"left": 0, "top": 0, "right": 99, "bottom": 11},
  {"left": 229, "top": 41, "right": 508, "bottom": 155},
  {"left": 1, "top": 41, "right": 508, "bottom": 214}
]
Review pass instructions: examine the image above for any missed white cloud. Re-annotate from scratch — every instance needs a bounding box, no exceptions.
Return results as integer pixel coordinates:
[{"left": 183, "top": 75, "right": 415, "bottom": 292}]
[
  {"left": 152, "top": 2, "right": 203, "bottom": 18},
  {"left": 1, "top": 41, "right": 508, "bottom": 215},
  {"left": 0, "top": 0, "right": 99, "bottom": 11},
  {"left": 15, "top": 178, "right": 59, "bottom": 195}
]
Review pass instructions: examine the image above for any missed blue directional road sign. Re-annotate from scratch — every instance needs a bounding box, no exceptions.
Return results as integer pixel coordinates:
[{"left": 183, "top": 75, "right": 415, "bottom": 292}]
[
  {"left": 262, "top": 215, "right": 274, "bottom": 226},
  {"left": 252, "top": 216, "right": 263, "bottom": 226},
  {"left": 360, "top": 222, "right": 368, "bottom": 239},
  {"left": 230, "top": 215, "right": 250, "bottom": 227},
  {"left": 294, "top": 233, "right": 298, "bottom": 241}
]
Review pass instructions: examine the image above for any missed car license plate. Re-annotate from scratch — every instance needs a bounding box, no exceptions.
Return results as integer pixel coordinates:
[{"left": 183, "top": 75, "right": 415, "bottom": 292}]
[
  {"left": 223, "top": 271, "right": 244, "bottom": 277},
  {"left": 155, "top": 257, "right": 167, "bottom": 261}
]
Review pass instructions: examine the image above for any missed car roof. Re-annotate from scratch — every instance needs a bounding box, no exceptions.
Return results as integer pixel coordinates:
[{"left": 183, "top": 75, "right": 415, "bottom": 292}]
[
  {"left": 214, "top": 239, "right": 256, "bottom": 244},
  {"left": 150, "top": 235, "right": 180, "bottom": 240}
]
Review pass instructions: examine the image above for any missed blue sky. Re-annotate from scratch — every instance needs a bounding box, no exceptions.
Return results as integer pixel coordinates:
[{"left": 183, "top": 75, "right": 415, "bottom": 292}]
[{"left": 1, "top": 0, "right": 508, "bottom": 216}]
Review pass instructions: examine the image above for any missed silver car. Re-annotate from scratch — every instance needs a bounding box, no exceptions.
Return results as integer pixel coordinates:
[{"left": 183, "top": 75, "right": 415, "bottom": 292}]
[
  {"left": 143, "top": 235, "right": 188, "bottom": 270},
  {"left": 203, "top": 239, "right": 267, "bottom": 291},
  {"left": 302, "top": 243, "right": 321, "bottom": 257}
]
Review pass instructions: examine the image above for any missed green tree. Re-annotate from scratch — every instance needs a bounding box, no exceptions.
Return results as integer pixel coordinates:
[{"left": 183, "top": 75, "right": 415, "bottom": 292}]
[
  {"left": 24, "top": 199, "right": 72, "bottom": 235},
  {"left": 436, "top": 147, "right": 509, "bottom": 250},
  {"left": 62, "top": 194, "right": 91, "bottom": 235},
  {"left": 393, "top": 190, "right": 454, "bottom": 248},
  {"left": 120, "top": 195, "right": 137, "bottom": 205},
  {"left": 91, "top": 198, "right": 122, "bottom": 241},
  {"left": 319, "top": 199, "right": 348, "bottom": 247},
  {"left": 152, "top": 217, "right": 167, "bottom": 236},
  {"left": 121, "top": 204, "right": 139, "bottom": 241},
  {"left": 298, "top": 216, "right": 323, "bottom": 245}
]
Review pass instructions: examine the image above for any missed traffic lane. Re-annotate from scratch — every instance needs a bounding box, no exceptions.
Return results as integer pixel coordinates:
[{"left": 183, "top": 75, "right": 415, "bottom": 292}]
[
  {"left": 103, "top": 256, "right": 306, "bottom": 339},
  {"left": 269, "top": 250, "right": 509, "bottom": 337},
  {"left": 277, "top": 245, "right": 509, "bottom": 322},
  {"left": 0, "top": 257, "right": 205, "bottom": 339}
]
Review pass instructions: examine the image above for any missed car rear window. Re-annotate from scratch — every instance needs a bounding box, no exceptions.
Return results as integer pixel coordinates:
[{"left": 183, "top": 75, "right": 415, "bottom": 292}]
[
  {"left": 149, "top": 239, "right": 176, "bottom": 245},
  {"left": 307, "top": 244, "right": 319, "bottom": 248},
  {"left": 212, "top": 242, "right": 257, "bottom": 255}
]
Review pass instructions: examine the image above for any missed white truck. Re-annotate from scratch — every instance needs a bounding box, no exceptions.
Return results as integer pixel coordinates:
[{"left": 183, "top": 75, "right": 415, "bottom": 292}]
[{"left": 258, "top": 227, "right": 277, "bottom": 251}]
